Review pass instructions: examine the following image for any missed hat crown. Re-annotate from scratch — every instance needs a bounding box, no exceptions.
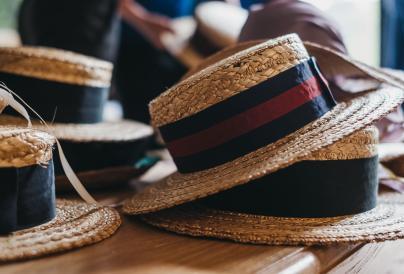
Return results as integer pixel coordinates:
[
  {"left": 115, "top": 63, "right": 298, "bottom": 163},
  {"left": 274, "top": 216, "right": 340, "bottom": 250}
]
[
  {"left": 0, "top": 46, "right": 112, "bottom": 87},
  {"left": 154, "top": 34, "right": 336, "bottom": 173},
  {"left": 0, "top": 127, "right": 55, "bottom": 168},
  {"left": 150, "top": 34, "right": 308, "bottom": 127}
]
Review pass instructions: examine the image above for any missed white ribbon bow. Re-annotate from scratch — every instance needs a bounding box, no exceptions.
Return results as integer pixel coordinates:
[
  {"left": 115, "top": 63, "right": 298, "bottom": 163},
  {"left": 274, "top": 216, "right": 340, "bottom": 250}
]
[{"left": 0, "top": 83, "right": 97, "bottom": 204}]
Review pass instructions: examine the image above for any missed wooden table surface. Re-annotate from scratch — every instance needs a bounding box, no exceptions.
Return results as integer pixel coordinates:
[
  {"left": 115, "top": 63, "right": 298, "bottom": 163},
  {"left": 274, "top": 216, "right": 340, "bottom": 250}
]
[{"left": 2, "top": 161, "right": 404, "bottom": 274}]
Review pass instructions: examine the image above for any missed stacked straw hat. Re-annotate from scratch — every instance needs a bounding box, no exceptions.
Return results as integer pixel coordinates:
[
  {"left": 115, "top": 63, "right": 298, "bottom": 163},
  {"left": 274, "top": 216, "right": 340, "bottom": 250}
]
[
  {"left": 162, "top": 1, "right": 248, "bottom": 68},
  {"left": 0, "top": 46, "right": 153, "bottom": 187},
  {"left": 0, "top": 123, "right": 120, "bottom": 261},
  {"left": 123, "top": 34, "right": 404, "bottom": 246}
]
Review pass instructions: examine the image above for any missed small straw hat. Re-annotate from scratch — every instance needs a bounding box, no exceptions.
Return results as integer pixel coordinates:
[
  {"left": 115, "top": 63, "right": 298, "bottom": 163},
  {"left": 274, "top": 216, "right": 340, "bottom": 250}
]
[
  {"left": 123, "top": 34, "right": 404, "bottom": 245},
  {"left": 0, "top": 127, "right": 121, "bottom": 262},
  {"left": 162, "top": 1, "right": 248, "bottom": 68},
  {"left": 0, "top": 46, "right": 153, "bottom": 184}
]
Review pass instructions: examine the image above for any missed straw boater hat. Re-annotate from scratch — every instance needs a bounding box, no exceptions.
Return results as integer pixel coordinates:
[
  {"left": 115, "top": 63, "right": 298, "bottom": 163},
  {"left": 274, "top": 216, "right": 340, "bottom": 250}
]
[
  {"left": 162, "top": 1, "right": 248, "bottom": 68},
  {"left": 0, "top": 46, "right": 153, "bottom": 187},
  {"left": 0, "top": 125, "right": 120, "bottom": 262},
  {"left": 123, "top": 34, "right": 404, "bottom": 245}
]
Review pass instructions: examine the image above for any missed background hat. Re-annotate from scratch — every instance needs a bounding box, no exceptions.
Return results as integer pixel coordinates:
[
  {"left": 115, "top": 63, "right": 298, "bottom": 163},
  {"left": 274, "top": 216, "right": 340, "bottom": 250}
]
[
  {"left": 0, "top": 46, "right": 153, "bottom": 186},
  {"left": 0, "top": 127, "right": 121, "bottom": 261},
  {"left": 18, "top": 0, "right": 120, "bottom": 62},
  {"left": 379, "top": 143, "right": 404, "bottom": 176},
  {"left": 124, "top": 34, "right": 404, "bottom": 216},
  {"left": 140, "top": 127, "right": 404, "bottom": 245},
  {"left": 162, "top": 1, "right": 248, "bottom": 68}
]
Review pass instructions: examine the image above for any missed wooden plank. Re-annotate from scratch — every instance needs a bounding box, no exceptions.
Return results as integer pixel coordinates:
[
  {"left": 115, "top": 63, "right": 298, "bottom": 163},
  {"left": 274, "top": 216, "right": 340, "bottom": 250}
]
[
  {"left": 0, "top": 161, "right": 397, "bottom": 273},
  {"left": 329, "top": 240, "right": 404, "bottom": 274},
  {"left": 0, "top": 216, "right": 308, "bottom": 274},
  {"left": 0, "top": 198, "right": 364, "bottom": 274}
]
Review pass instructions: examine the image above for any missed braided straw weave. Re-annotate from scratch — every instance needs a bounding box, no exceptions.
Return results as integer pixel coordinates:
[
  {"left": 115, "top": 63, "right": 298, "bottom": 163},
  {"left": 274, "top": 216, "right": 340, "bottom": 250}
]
[
  {"left": 150, "top": 35, "right": 309, "bottom": 127},
  {"left": 124, "top": 34, "right": 404, "bottom": 215},
  {"left": 0, "top": 127, "right": 55, "bottom": 167},
  {"left": 0, "top": 115, "right": 153, "bottom": 142},
  {"left": 140, "top": 128, "right": 404, "bottom": 245},
  {"left": 0, "top": 46, "right": 112, "bottom": 87},
  {"left": 140, "top": 195, "right": 404, "bottom": 246},
  {"left": 0, "top": 199, "right": 121, "bottom": 262}
]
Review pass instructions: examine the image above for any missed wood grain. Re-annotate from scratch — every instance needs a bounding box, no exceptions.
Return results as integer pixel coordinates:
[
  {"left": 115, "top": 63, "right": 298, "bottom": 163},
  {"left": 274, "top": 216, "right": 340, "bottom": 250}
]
[
  {"left": 1, "top": 161, "right": 404, "bottom": 274},
  {"left": 2, "top": 195, "right": 404, "bottom": 274},
  {"left": 0, "top": 213, "right": 347, "bottom": 274}
]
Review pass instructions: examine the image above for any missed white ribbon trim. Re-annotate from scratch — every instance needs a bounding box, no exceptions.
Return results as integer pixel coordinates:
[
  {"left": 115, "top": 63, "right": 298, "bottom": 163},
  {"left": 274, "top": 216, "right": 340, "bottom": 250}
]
[{"left": 0, "top": 83, "right": 97, "bottom": 204}]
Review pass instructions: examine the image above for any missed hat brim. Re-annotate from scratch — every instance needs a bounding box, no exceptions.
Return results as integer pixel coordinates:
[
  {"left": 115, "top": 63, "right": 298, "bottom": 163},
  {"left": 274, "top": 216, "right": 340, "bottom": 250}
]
[
  {"left": 0, "top": 199, "right": 121, "bottom": 262},
  {"left": 55, "top": 164, "right": 155, "bottom": 192},
  {"left": 140, "top": 192, "right": 404, "bottom": 246},
  {"left": 124, "top": 87, "right": 404, "bottom": 215},
  {"left": 0, "top": 115, "right": 153, "bottom": 142}
]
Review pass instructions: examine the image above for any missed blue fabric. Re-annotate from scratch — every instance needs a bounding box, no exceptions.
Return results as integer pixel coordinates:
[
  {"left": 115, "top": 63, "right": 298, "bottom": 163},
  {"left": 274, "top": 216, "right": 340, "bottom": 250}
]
[
  {"left": 120, "top": 0, "right": 202, "bottom": 49},
  {"left": 381, "top": 0, "right": 404, "bottom": 69},
  {"left": 0, "top": 161, "right": 55, "bottom": 234},
  {"left": 137, "top": 0, "right": 198, "bottom": 17},
  {"left": 0, "top": 72, "right": 108, "bottom": 124},
  {"left": 240, "top": 0, "right": 265, "bottom": 9}
]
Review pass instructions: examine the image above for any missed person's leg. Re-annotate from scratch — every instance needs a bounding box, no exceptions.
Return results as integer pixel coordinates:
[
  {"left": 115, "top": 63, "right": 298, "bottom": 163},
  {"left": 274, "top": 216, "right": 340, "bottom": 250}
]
[{"left": 115, "top": 25, "right": 187, "bottom": 123}]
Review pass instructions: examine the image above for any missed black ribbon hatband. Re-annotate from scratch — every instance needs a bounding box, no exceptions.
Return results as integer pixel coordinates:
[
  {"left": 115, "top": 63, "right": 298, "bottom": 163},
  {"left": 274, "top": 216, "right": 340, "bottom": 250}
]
[
  {"left": 159, "top": 58, "right": 336, "bottom": 173},
  {"left": 53, "top": 137, "right": 152, "bottom": 174},
  {"left": 201, "top": 156, "right": 379, "bottom": 218},
  {"left": 0, "top": 160, "right": 56, "bottom": 234},
  {"left": 0, "top": 71, "right": 108, "bottom": 123}
]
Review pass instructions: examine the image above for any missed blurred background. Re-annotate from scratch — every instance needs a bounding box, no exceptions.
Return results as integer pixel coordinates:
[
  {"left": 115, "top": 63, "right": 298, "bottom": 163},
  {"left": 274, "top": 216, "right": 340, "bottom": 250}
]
[
  {"left": 0, "top": 0, "right": 22, "bottom": 46},
  {"left": 0, "top": 0, "right": 402, "bottom": 124},
  {"left": 304, "top": 0, "right": 380, "bottom": 66},
  {"left": 0, "top": 0, "right": 381, "bottom": 65}
]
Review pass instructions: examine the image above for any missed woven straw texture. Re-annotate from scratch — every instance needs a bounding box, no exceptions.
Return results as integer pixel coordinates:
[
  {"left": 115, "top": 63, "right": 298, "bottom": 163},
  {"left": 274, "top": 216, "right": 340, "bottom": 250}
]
[
  {"left": 182, "top": 40, "right": 259, "bottom": 80},
  {"left": 150, "top": 35, "right": 309, "bottom": 127},
  {"left": 124, "top": 34, "right": 404, "bottom": 215},
  {"left": 0, "top": 127, "right": 54, "bottom": 167},
  {"left": 140, "top": 194, "right": 404, "bottom": 246},
  {"left": 0, "top": 115, "right": 153, "bottom": 142},
  {"left": 0, "top": 46, "right": 112, "bottom": 87},
  {"left": 139, "top": 128, "right": 404, "bottom": 246},
  {"left": 0, "top": 199, "right": 121, "bottom": 262}
]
